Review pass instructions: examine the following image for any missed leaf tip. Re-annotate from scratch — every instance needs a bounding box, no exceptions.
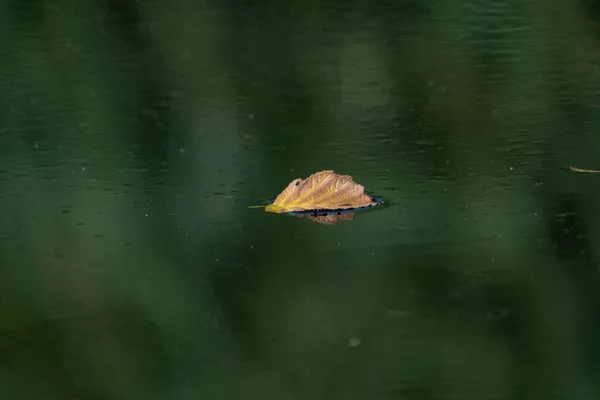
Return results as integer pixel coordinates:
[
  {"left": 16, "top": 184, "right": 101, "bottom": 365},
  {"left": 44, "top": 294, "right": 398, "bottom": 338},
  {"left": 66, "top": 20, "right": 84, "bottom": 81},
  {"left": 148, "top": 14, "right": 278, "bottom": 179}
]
[{"left": 265, "top": 204, "right": 285, "bottom": 213}]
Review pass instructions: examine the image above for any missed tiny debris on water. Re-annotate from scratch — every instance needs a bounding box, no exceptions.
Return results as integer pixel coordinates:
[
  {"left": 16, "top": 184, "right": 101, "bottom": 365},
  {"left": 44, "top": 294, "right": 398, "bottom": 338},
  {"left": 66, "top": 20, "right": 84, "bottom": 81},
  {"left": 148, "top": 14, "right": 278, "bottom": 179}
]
[{"left": 569, "top": 166, "right": 600, "bottom": 173}]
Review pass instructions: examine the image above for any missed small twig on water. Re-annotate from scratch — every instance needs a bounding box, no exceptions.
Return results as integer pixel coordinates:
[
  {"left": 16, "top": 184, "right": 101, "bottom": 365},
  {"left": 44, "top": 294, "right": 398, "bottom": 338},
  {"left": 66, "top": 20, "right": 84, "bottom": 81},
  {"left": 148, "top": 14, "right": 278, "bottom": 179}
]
[{"left": 569, "top": 166, "right": 600, "bottom": 173}]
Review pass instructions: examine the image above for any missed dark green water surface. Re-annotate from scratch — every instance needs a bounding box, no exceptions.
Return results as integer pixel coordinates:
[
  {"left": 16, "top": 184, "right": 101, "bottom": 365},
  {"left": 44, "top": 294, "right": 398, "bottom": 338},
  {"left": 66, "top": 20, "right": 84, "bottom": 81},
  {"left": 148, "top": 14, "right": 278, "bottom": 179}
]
[{"left": 2, "top": 0, "right": 600, "bottom": 399}]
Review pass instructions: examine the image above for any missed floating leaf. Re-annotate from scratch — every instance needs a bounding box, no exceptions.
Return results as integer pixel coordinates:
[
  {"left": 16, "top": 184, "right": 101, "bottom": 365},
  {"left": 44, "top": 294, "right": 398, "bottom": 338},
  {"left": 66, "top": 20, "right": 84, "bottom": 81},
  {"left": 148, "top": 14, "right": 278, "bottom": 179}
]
[{"left": 264, "top": 170, "right": 381, "bottom": 214}]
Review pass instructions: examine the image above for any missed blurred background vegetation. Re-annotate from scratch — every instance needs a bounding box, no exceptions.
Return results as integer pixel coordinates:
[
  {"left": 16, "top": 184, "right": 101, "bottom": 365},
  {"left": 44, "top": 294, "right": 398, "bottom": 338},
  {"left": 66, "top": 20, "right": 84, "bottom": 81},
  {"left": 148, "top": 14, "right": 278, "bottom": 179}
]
[{"left": 2, "top": 0, "right": 600, "bottom": 399}]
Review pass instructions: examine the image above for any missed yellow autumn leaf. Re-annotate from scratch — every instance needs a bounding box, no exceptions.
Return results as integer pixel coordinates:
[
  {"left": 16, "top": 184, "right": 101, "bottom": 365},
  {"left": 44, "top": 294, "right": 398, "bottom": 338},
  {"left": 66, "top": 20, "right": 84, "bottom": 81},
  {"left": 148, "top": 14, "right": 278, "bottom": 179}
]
[{"left": 264, "top": 170, "right": 379, "bottom": 214}]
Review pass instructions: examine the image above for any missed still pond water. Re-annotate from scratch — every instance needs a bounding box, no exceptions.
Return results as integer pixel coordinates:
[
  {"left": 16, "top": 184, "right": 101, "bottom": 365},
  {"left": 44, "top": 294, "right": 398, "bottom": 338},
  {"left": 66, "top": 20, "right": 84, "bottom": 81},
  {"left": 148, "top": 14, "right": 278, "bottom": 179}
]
[{"left": 2, "top": 1, "right": 600, "bottom": 399}]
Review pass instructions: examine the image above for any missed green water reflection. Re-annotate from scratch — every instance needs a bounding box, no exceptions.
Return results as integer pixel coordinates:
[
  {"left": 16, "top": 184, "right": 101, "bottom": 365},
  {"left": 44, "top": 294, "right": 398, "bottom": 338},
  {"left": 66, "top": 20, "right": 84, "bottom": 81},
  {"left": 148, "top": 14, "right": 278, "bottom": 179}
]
[{"left": 1, "top": 0, "right": 600, "bottom": 399}]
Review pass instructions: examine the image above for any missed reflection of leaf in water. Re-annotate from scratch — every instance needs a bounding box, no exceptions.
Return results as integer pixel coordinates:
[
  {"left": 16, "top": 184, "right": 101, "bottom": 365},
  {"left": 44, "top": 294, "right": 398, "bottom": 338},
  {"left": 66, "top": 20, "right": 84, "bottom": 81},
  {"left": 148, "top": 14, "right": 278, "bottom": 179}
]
[
  {"left": 296, "top": 211, "right": 356, "bottom": 225},
  {"left": 569, "top": 166, "right": 600, "bottom": 173},
  {"left": 265, "top": 170, "right": 379, "bottom": 213}
]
